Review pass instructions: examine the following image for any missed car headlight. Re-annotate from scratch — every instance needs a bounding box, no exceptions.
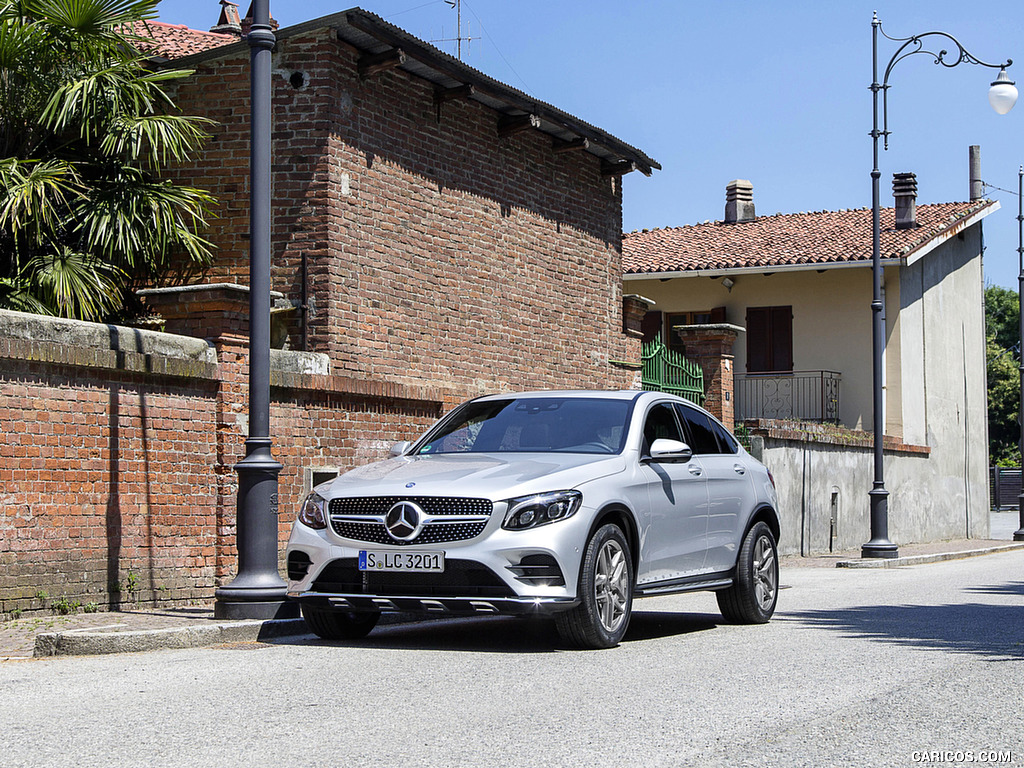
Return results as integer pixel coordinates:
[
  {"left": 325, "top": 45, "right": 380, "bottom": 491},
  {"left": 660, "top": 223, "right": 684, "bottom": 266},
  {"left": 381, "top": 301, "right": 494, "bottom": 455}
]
[
  {"left": 298, "top": 492, "right": 327, "bottom": 530},
  {"left": 502, "top": 491, "right": 582, "bottom": 531}
]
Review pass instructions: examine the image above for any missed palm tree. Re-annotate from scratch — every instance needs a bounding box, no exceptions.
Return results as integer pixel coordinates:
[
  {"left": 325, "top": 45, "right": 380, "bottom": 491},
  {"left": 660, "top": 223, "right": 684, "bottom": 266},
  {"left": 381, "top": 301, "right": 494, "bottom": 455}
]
[{"left": 0, "top": 0, "right": 215, "bottom": 321}]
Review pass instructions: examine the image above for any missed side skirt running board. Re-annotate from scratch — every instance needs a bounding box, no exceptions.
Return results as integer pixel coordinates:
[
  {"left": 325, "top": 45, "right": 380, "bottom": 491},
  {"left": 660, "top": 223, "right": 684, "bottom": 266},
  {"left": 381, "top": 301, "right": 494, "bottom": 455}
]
[{"left": 635, "top": 577, "right": 734, "bottom": 598}]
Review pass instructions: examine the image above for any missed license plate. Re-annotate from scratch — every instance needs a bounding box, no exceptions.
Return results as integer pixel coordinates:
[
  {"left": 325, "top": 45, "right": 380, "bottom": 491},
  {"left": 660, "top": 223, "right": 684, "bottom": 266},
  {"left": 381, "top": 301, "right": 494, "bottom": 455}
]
[{"left": 358, "top": 551, "right": 445, "bottom": 573}]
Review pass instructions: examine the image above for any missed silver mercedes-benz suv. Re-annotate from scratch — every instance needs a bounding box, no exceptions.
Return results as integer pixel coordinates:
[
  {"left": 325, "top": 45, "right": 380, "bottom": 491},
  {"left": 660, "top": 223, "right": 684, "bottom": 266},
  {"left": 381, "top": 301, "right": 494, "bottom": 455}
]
[{"left": 286, "top": 390, "right": 780, "bottom": 649}]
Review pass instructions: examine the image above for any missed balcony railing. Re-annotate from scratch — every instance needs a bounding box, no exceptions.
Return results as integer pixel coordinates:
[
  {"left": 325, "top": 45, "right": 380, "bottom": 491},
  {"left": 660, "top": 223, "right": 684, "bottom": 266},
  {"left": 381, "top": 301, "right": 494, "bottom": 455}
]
[{"left": 734, "top": 370, "right": 841, "bottom": 422}]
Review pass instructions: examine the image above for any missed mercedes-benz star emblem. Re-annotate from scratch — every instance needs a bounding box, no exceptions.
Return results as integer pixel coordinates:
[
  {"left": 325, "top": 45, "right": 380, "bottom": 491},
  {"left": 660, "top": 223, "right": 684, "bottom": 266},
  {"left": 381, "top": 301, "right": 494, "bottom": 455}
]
[{"left": 385, "top": 501, "right": 425, "bottom": 541}]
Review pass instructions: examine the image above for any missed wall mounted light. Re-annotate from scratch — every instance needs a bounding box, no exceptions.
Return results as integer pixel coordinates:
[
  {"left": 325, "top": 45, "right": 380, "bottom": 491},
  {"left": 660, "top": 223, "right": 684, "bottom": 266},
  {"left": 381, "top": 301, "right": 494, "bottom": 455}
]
[{"left": 722, "top": 277, "right": 735, "bottom": 292}]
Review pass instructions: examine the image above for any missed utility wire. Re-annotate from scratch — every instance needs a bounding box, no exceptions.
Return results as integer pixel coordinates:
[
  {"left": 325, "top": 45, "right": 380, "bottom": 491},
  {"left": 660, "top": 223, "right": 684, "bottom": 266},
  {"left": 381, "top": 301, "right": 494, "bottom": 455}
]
[
  {"left": 461, "top": 0, "right": 531, "bottom": 92},
  {"left": 982, "top": 181, "right": 1021, "bottom": 198},
  {"left": 386, "top": 0, "right": 447, "bottom": 20}
]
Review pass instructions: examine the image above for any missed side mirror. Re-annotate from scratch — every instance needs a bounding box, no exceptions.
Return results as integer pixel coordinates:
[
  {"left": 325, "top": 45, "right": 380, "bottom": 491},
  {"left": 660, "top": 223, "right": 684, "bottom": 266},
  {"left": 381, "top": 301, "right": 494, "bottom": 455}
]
[
  {"left": 648, "top": 438, "right": 693, "bottom": 463},
  {"left": 389, "top": 441, "right": 412, "bottom": 457}
]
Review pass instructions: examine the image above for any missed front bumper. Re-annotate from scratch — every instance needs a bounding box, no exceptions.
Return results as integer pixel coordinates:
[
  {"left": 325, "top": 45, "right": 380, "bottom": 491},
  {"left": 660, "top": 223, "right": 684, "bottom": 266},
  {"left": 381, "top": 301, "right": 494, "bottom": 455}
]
[{"left": 286, "top": 496, "right": 595, "bottom": 614}]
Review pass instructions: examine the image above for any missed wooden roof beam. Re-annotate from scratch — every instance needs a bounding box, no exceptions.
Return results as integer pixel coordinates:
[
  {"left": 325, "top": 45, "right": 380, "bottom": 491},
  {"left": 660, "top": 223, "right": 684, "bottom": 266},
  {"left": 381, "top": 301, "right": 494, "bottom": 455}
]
[
  {"left": 553, "top": 137, "right": 590, "bottom": 153},
  {"left": 498, "top": 113, "right": 540, "bottom": 138},
  {"left": 435, "top": 84, "right": 475, "bottom": 103},
  {"left": 358, "top": 48, "right": 405, "bottom": 79},
  {"left": 601, "top": 160, "right": 637, "bottom": 177}
]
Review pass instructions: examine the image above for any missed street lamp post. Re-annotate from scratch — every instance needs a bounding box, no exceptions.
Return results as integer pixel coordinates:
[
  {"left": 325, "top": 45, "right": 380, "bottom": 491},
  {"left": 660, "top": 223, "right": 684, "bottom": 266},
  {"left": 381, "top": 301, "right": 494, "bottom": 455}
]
[
  {"left": 214, "top": 0, "right": 296, "bottom": 619},
  {"left": 864, "top": 13, "right": 1017, "bottom": 559},
  {"left": 1016, "top": 166, "right": 1024, "bottom": 542}
]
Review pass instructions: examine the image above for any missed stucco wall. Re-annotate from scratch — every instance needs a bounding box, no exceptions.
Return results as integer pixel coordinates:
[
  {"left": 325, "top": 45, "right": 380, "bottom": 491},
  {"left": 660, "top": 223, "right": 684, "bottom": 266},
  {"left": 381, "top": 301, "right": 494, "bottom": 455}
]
[
  {"left": 755, "top": 435, "right": 985, "bottom": 557},
  {"left": 626, "top": 268, "right": 875, "bottom": 429},
  {"left": 894, "top": 225, "right": 989, "bottom": 532}
]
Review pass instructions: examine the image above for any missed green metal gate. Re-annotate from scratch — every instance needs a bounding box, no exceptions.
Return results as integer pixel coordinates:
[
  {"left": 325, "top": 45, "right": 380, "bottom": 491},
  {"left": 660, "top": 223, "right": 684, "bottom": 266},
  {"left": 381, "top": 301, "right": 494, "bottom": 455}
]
[{"left": 641, "top": 339, "right": 705, "bottom": 405}]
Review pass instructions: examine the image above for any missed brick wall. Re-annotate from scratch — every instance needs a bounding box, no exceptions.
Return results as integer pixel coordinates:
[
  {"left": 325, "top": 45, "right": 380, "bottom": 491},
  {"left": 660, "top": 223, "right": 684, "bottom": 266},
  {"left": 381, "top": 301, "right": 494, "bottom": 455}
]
[
  {"left": 0, "top": 312, "right": 442, "bottom": 615},
  {"left": 166, "top": 26, "right": 637, "bottom": 394}
]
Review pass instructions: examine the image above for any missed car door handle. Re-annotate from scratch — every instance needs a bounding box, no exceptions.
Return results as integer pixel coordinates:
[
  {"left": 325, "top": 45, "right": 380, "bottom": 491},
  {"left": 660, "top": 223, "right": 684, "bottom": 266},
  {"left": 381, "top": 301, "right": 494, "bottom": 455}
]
[
  {"left": 688, "top": 465, "right": 703, "bottom": 477},
  {"left": 733, "top": 464, "right": 746, "bottom": 475}
]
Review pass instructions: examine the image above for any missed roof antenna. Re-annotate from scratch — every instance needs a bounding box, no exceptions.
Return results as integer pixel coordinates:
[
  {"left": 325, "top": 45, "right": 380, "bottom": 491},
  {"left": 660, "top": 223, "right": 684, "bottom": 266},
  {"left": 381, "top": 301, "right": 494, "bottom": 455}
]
[{"left": 433, "top": 0, "right": 477, "bottom": 60}]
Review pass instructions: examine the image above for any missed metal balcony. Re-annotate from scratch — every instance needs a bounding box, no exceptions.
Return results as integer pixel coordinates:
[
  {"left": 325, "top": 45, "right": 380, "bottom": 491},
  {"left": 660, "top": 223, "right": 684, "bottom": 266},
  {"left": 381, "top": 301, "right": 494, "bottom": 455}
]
[{"left": 734, "top": 370, "right": 841, "bottom": 422}]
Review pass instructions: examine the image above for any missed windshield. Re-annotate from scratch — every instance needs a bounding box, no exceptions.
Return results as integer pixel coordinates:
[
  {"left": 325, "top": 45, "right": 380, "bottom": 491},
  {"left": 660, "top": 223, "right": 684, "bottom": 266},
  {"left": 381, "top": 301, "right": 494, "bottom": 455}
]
[{"left": 415, "top": 397, "right": 632, "bottom": 455}]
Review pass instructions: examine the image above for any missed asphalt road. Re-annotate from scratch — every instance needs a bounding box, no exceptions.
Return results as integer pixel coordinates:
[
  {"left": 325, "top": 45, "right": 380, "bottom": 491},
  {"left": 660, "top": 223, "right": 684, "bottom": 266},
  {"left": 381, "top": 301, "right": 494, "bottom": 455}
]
[{"left": 1, "top": 551, "right": 1022, "bottom": 768}]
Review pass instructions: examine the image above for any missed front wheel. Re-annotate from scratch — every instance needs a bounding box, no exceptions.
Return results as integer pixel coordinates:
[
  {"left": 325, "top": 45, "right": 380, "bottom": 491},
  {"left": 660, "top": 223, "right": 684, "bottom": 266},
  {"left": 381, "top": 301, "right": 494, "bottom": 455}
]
[
  {"left": 717, "top": 521, "right": 778, "bottom": 624},
  {"left": 556, "top": 524, "right": 633, "bottom": 649},
  {"left": 301, "top": 604, "right": 380, "bottom": 640}
]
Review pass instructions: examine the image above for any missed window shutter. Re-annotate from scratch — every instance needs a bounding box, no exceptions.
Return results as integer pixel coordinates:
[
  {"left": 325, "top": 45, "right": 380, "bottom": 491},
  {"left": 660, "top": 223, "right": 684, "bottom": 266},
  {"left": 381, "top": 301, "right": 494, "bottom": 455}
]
[
  {"left": 772, "top": 306, "right": 793, "bottom": 372},
  {"left": 746, "top": 307, "right": 770, "bottom": 372}
]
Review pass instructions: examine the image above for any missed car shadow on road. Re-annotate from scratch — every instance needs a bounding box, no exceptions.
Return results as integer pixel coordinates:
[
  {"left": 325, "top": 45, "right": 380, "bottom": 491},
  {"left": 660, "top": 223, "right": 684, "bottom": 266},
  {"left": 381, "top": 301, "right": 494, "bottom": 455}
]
[
  {"left": 271, "top": 610, "right": 721, "bottom": 653},
  {"left": 780, "top": 594, "right": 1024, "bottom": 661},
  {"left": 624, "top": 610, "right": 721, "bottom": 643}
]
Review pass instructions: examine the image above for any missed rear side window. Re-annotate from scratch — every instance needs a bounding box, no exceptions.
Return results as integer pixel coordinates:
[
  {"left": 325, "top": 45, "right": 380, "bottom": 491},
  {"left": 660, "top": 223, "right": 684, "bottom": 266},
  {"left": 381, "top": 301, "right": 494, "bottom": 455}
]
[
  {"left": 675, "top": 405, "right": 722, "bottom": 455},
  {"left": 707, "top": 417, "right": 739, "bottom": 454}
]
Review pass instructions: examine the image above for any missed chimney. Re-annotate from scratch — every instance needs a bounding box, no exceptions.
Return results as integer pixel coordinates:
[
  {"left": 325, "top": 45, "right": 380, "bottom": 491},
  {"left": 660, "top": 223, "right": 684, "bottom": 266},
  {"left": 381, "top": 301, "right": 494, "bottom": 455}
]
[
  {"left": 969, "top": 145, "right": 983, "bottom": 201},
  {"left": 893, "top": 172, "right": 918, "bottom": 229},
  {"left": 240, "top": 2, "right": 280, "bottom": 37},
  {"left": 724, "top": 179, "right": 755, "bottom": 224},
  {"left": 210, "top": 0, "right": 242, "bottom": 37}
]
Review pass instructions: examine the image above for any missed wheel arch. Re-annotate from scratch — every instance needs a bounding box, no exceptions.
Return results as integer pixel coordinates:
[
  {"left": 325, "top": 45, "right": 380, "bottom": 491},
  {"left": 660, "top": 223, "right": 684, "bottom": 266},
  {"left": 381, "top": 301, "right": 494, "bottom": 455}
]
[
  {"left": 587, "top": 504, "right": 641, "bottom": 574},
  {"left": 746, "top": 504, "right": 781, "bottom": 544}
]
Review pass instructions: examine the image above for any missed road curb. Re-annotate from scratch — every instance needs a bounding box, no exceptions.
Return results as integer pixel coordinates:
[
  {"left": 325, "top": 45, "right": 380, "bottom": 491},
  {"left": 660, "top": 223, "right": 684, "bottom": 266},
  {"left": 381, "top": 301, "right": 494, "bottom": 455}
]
[
  {"left": 33, "top": 617, "right": 309, "bottom": 657},
  {"left": 836, "top": 542, "right": 1024, "bottom": 569}
]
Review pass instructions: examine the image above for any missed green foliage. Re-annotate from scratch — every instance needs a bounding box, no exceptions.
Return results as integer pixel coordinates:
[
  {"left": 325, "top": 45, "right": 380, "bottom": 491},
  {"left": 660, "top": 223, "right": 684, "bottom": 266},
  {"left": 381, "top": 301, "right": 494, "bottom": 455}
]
[
  {"left": 0, "top": 0, "right": 215, "bottom": 321},
  {"left": 50, "top": 596, "right": 81, "bottom": 615},
  {"left": 985, "top": 285, "right": 1021, "bottom": 466}
]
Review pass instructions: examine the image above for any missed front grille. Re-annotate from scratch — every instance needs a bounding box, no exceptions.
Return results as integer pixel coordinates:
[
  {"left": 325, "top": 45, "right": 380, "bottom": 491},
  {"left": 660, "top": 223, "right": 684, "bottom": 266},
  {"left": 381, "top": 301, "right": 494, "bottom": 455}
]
[
  {"left": 330, "top": 497, "right": 492, "bottom": 516},
  {"left": 328, "top": 496, "right": 493, "bottom": 546},
  {"left": 311, "top": 558, "right": 515, "bottom": 598},
  {"left": 331, "top": 519, "right": 488, "bottom": 545}
]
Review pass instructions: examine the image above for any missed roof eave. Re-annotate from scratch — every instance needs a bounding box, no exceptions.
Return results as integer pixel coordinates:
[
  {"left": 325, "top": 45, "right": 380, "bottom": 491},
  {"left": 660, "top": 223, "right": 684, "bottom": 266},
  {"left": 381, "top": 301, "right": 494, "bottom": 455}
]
[
  {"left": 624, "top": 200, "right": 999, "bottom": 278},
  {"left": 153, "top": 7, "right": 660, "bottom": 176}
]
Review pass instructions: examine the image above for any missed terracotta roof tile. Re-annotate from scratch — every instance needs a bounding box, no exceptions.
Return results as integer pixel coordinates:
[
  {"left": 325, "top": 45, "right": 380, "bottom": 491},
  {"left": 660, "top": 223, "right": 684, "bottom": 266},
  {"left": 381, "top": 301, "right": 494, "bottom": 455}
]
[
  {"left": 623, "top": 201, "right": 995, "bottom": 274},
  {"left": 130, "top": 20, "right": 236, "bottom": 59}
]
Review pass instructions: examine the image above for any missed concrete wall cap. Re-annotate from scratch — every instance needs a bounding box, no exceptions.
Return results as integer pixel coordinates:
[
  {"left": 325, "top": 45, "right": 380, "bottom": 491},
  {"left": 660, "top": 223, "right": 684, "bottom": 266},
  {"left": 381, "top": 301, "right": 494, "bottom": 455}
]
[
  {"left": 0, "top": 308, "right": 216, "bottom": 363},
  {"left": 137, "top": 282, "right": 284, "bottom": 299},
  {"left": 270, "top": 348, "right": 330, "bottom": 375}
]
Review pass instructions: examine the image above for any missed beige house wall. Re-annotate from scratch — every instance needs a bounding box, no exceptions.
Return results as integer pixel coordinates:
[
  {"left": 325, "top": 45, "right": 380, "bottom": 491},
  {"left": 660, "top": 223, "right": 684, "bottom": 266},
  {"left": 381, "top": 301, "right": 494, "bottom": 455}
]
[{"left": 627, "top": 268, "right": 877, "bottom": 430}]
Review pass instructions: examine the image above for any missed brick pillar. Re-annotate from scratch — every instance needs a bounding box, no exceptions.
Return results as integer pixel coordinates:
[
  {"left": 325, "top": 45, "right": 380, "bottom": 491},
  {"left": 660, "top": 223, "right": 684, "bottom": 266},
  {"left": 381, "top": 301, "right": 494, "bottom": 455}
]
[
  {"left": 137, "top": 283, "right": 289, "bottom": 342},
  {"left": 622, "top": 294, "right": 655, "bottom": 338},
  {"left": 671, "top": 323, "right": 744, "bottom": 428}
]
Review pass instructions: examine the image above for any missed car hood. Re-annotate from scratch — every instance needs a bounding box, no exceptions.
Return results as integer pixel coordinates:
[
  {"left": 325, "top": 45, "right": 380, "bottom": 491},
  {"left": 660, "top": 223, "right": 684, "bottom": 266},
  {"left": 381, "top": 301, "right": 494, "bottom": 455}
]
[{"left": 323, "top": 452, "right": 626, "bottom": 502}]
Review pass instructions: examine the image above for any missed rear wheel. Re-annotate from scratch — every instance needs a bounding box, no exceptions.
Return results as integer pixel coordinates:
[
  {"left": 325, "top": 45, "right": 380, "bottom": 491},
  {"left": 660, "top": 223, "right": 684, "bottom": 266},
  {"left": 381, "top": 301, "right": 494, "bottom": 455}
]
[
  {"left": 556, "top": 523, "right": 633, "bottom": 649},
  {"left": 717, "top": 521, "right": 778, "bottom": 624},
  {"left": 301, "top": 604, "right": 380, "bottom": 640}
]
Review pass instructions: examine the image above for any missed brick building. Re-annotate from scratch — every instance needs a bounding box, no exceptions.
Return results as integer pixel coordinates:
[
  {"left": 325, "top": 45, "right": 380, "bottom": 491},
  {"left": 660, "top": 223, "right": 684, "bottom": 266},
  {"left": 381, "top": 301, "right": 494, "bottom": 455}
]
[
  {"left": 155, "top": 7, "right": 658, "bottom": 396},
  {"left": 0, "top": 7, "right": 658, "bottom": 614}
]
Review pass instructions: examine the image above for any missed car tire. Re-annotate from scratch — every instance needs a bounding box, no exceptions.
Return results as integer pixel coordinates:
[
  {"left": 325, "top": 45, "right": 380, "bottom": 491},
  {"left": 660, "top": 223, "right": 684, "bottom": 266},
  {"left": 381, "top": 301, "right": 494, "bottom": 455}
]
[
  {"left": 556, "top": 523, "right": 633, "bottom": 649},
  {"left": 717, "top": 521, "right": 778, "bottom": 624},
  {"left": 301, "top": 604, "right": 380, "bottom": 640}
]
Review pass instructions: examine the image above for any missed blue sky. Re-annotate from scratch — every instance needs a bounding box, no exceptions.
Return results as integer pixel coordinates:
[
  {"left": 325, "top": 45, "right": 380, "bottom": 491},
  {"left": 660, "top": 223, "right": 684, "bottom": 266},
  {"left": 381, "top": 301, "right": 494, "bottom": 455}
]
[{"left": 155, "top": 1, "right": 1024, "bottom": 289}]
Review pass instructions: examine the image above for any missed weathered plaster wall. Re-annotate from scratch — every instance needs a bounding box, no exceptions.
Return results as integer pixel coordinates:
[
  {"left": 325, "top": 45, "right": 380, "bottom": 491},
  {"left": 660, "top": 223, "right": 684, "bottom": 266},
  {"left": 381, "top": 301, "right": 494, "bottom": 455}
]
[{"left": 895, "top": 225, "right": 989, "bottom": 537}]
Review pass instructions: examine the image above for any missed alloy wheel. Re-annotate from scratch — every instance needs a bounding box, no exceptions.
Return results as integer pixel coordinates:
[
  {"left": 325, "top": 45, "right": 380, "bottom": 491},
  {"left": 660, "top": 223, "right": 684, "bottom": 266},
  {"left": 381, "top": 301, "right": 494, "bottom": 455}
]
[
  {"left": 753, "top": 535, "right": 777, "bottom": 611},
  {"left": 594, "top": 538, "right": 629, "bottom": 632}
]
